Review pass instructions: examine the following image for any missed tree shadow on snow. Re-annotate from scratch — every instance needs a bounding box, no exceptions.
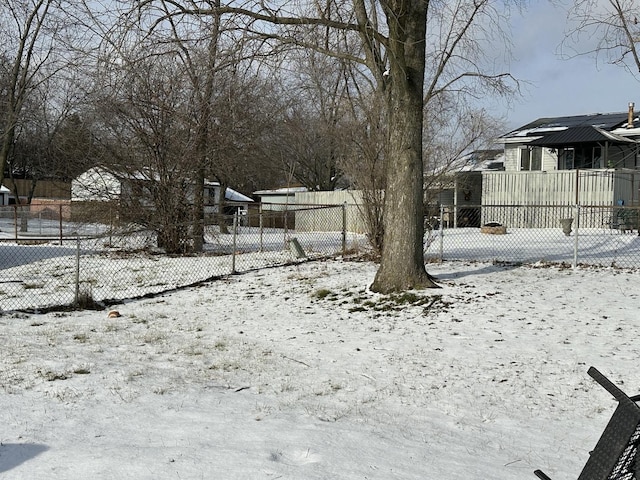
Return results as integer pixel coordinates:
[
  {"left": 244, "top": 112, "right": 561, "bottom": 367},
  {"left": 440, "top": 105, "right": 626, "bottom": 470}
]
[
  {"left": 431, "top": 262, "right": 522, "bottom": 281},
  {"left": 0, "top": 443, "right": 49, "bottom": 473}
]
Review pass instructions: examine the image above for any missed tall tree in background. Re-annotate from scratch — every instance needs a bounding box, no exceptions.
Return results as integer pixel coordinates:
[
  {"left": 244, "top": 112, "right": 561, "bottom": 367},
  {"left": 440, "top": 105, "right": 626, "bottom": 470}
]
[
  {"left": 9, "top": 91, "right": 94, "bottom": 204},
  {"left": 204, "top": 69, "right": 284, "bottom": 231},
  {"left": 91, "top": 53, "right": 198, "bottom": 253},
  {"left": 118, "top": 0, "right": 284, "bottom": 241},
  {"left": 136, "top": 0, "right": 517, "bottom": 291},
  {"left": 0, "top": 0, "right": 71, "bottom": 186},
  {"left": 279, "top": 51, "right": 353, "bottom": 191},
  {"left": 566, "top": 0, "right": 640, "bottom": 75}
]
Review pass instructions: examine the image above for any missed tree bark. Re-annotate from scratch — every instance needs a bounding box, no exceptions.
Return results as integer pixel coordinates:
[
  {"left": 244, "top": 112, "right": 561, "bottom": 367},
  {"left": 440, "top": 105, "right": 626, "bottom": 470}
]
[
  {"left": 192, "top": 2, "right": 222, "bottom": 252},
  {"left": 370, "top": 0, "right": 438, "bottom": 293}
]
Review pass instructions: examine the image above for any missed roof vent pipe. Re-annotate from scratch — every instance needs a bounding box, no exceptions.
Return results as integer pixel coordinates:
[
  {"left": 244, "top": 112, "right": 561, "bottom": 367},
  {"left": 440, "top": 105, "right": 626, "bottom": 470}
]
[{"left": 627, "top": 102, "right": 635, "bottom": 128}]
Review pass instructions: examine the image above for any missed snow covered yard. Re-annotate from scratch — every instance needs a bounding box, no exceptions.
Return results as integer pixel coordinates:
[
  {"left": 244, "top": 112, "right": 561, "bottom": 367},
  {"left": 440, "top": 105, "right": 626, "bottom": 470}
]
[{"left": 1, "top": 259, "right": 639, "bottom": 479}]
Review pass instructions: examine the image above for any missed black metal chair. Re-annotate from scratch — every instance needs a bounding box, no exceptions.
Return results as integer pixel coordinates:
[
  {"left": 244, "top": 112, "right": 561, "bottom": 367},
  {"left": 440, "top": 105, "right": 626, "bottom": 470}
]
[{"left": 535, "top": 367, "right": 640, "bottom": 480}]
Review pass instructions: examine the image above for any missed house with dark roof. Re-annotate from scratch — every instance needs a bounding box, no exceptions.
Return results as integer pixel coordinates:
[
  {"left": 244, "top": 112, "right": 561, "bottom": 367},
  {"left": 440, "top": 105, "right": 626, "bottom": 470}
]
[
  {"left": 498, "top": 106, "right": 639, "bottom": 172},
  {"left": 440, "top": 104, "right": 640, "bottom": 228},
  {"left": 479, "top": 104, "right": 640, "bottom": 228}
]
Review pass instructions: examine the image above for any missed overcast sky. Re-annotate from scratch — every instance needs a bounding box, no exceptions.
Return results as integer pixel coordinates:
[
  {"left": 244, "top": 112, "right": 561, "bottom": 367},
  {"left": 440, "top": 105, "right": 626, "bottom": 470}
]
[{"left": 488, "top": 1, "right": 640, "bottom": 130}]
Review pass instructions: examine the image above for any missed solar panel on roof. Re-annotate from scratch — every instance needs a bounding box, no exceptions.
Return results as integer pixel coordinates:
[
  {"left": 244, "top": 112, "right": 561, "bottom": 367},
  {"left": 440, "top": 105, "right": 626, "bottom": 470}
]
[
  {"left": 506, "top": 112, "right": 630, "bottom": 137},
  {"left": 527, "top": 125, "right": 634, "bottom": 146}
]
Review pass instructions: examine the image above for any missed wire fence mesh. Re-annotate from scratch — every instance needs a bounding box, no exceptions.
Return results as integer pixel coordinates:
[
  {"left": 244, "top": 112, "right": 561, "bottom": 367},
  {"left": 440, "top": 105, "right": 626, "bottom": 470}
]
[
  {"left": 2, "top": 202, "right": 640, "bottom": 313},
  {"left": 0, "top": 204, "right": 361, "bottom": 313},
  {"left": 426, "top": 204, "right": 640, "bottom": 268}
]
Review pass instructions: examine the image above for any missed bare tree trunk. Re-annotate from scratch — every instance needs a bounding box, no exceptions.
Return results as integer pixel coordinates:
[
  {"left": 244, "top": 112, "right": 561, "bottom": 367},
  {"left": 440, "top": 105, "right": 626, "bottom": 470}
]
[
  {"left": 0, "top": 0, "right": 55, "bottom": 185},
  {"left": 0, "top": 125, "right": 15, "bottom": 186},
  {"left": 192, "top": 2, "right": 222, "bottom": 252},
  {"left": 371, "top": 0, "right": 438, "bottom": 292},
  {"left": 192, "top": 165, "right": 205, "bottom": 251}
]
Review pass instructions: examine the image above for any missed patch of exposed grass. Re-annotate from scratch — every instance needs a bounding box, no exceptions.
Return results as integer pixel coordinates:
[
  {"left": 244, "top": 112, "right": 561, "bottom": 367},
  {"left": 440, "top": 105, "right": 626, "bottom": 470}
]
[
  {"left": 312, "top": 288, "right": 334, "bottom": 300},
  {"left": 73, "top": 333, "right": 89, "bottom": 343},
  {"left": 310, "top": 284, "right": 452, "bottom": 316},
  {"left": 348, "top": 306, "right": 367, "bottom": 313},
  {"left": 214, "top": 339, "right": 227, "bottom": 351}
]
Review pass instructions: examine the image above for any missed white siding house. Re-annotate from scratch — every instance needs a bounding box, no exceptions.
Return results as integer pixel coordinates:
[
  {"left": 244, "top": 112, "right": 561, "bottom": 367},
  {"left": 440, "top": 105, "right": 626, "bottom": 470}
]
[
  {"left": 253, "top": 186, "right": 308, "bottom": 211},
  {"left": 0, "top": 185, "right": 10, "bottom": 205},
  {"left": 487, "top": 106, "right": 640, "bottom": 227},
  {"left": 72, "top": 167, "right": 252, "bottom": 217},
  {"left": 71, "top": 167, "right": 121, "bottom": 201}
]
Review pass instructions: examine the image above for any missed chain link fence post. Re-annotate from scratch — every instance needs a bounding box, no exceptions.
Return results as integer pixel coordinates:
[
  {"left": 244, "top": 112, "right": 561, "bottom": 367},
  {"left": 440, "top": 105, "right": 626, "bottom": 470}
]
[
  {"left": 259, "top": 203, "right": 264, "bottom": 253},
  {"left": 573, "top": 204, "right": 580, "bottom": 268},
  {"left": 13, "top": 205, "right": 18, "bottom": 241},
  {"left": 59, "top": 204, "right": 63, "bottom": 245},
  {"left": 231, "top": 212, "right": 238, "bottom": 274},
  {"left": 283, "top": 208, "right": 289, "bottom": 251},
  {"left": 438, "top": 204, "right": 444, "bottom": 262},
  {"left": 74, "top": 233, "right": 81, "bottom": 304},
  {"left": 342, "top": 202, "right": 347, "bottom": 256}
]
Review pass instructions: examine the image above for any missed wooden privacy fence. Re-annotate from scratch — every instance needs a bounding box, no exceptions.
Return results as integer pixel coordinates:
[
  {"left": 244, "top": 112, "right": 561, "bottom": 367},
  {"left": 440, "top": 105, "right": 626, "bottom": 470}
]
[
  {"left": 478, "top": 204, "right": 640, "bottom": 230},
  {"left": 482, "top": 169, "right": 640, "bottom": 207}
]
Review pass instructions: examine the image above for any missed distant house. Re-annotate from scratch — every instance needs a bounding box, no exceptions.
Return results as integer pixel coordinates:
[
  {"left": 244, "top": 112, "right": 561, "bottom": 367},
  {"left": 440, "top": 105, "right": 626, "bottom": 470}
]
[
  {"left": 72, "top": 167, "right": 253, "bottom": 221},
  {"left": 483, "top": 105, "right": 640, "bottom": 228},
  {"left": 253, "top": 186, "right": 308, "bottom": 211},
  {"left": 0, "top": 185, "right": 10, "bottom": 206},
  {"left": 430, "top": 150, "right": 504, "bottom": 227},
  {"left": 498, "top": 108, "right": 639, "bottom": 172},
  {"left": 493, "top": 106, "right": 640, "bottom": 205}
]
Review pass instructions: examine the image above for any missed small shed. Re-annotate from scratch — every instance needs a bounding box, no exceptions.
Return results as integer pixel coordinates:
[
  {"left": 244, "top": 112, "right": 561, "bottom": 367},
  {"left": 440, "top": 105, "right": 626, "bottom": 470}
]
[
  {"left": 0, "top": 185, "right": 10, "bottom": 205},
  {"left": 204, "top": 181, "right": 253, "bottom": 216},
  {"left": 253, "top": 186, "right": 308, "bottom": 211}
]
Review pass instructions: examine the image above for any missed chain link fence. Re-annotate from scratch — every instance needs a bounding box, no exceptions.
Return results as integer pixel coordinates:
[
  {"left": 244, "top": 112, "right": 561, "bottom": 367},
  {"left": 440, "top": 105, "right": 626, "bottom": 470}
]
[
  {"left": 0, "top": 203, "right": 363, "bottom": 313},
  {"left": 426, "top": 204, "right": 640, "bottom": 268},
  {"left": 2, "top": 202, "right": 640, "bottom": 313}
]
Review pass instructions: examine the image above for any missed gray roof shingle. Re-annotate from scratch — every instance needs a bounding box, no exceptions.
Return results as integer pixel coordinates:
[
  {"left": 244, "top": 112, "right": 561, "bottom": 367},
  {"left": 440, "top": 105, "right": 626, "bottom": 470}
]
[{"left": 527, "top": 125, "right": 636, "bottom": 146}]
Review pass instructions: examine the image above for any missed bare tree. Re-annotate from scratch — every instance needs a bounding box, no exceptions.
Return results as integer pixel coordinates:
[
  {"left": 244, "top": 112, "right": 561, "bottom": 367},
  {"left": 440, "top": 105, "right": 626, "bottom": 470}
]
[
  {"left": 0, "top": 0, "right": 73, "bottom": 186},
  {"left": 126, "top": 0, "right": 286, "bottom": 240},
  {"left": 8, "top": 73, "right": 97, "bottom": 204},
  {"left": 565, "top": 0, "right": 640, "bottom": 76},
  {"left": 111, "top": 0, "right": 518, "bottom": 291},
  {"left": 277, "top": 51, "right": 353, "bottom": 191},
  {"left": 336, "top": 74, "right": 387, "bottom": 254},
  {"left": 423, "top": 94, "right": 506, "bottom": 201},
  {"left": 91, "top": 52, "right": 199, "bottom": 253},
  {"left": 205, "top": 68, "right": 285, "bottom": 231},
  {"left": 342, "top": 78, "right": 505, "bottom": 256}
]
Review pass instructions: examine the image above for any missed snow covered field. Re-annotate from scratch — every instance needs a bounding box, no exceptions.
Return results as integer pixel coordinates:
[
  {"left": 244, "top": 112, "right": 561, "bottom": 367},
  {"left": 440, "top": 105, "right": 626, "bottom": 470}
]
[{"left": 1, "top": 258, "right": 639, "bottom": 479}]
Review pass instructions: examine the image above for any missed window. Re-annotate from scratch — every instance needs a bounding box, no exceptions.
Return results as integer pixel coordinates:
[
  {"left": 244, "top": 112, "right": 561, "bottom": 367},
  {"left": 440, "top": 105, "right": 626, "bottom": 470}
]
[
  {"left": 520, "top": 148, "right": 530, "bottom": 170},
  {"left": 520, "top": 147, "right": 542, "bottom": 171},
  {"left": 531, "top": 147, "right": 542, "bottom": 170},
  {"left": 592, "top": 146, "right": 603, "bottom": 168},
  {"left": 560, "top": 148, "right": 574, "bottom": 170}
]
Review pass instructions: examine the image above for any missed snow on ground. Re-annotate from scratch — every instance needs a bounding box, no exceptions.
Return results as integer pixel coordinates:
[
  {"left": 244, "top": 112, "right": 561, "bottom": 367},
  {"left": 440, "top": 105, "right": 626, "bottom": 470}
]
[{"left": 1, "top": 258, "right": 640, "bottom": 479}]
